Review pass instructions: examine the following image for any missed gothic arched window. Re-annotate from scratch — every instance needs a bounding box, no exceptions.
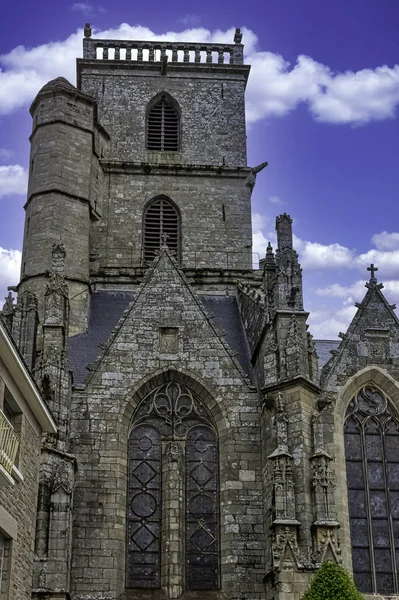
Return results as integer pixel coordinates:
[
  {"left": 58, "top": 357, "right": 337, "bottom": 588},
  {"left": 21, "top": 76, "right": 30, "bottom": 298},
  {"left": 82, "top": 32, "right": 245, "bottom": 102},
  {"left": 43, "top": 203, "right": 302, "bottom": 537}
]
[
  {"left": 126, "top": 382, "right": 219, "bottom": 591},
  {"left": 344, "top": 385, "right": 399, "bottom": 595},
  {"left": 146, "top": 95, "right": 179, "bottom": 151},
  {"left": 143, "top": 196, "right": 180, "bottom": 264}
]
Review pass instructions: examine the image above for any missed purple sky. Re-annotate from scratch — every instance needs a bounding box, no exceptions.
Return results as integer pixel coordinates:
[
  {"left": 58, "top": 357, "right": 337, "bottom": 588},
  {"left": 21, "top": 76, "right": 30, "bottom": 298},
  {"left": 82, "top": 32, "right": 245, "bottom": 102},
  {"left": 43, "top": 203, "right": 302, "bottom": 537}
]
[{"left": 1, "top": 0, "right": 398, "bottom": 338}]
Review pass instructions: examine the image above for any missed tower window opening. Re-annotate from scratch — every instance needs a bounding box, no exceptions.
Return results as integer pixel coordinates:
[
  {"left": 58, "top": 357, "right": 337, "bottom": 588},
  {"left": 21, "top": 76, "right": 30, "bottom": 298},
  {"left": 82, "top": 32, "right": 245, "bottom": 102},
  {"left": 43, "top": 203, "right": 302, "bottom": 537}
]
[
  {"left": 143, "top": 197, "right": 180, "bottom": 264},
  {"left": 147, "top": 97, "right": 179, "bottom": 152}
]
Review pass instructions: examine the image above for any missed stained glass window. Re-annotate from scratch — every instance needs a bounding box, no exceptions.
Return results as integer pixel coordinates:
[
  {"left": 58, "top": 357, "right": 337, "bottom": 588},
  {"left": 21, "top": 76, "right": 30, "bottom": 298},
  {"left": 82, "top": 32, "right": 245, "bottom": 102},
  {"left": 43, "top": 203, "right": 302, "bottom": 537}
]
[
  {"left": 127, "top": 382, "right": 219, "bottom": 590},
  {"left": 344, "top": 385, "right": 399, "bottom": 594}
]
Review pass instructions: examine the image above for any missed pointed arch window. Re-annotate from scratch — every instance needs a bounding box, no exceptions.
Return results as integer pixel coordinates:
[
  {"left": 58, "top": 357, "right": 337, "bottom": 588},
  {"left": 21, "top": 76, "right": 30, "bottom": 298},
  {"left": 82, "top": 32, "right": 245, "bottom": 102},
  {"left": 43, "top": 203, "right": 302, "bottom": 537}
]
[
  {"left": 143, "top": 196, "right": 180, "bottom": 264},
  {"left": 344, "top": 385, "right": 399, "bottom": 595},
  {"left": 147, "top": 95, "right": 179, "bottom": 151},
  {"left": 126, "top": 382, "right": 219, "bottom": 591}
]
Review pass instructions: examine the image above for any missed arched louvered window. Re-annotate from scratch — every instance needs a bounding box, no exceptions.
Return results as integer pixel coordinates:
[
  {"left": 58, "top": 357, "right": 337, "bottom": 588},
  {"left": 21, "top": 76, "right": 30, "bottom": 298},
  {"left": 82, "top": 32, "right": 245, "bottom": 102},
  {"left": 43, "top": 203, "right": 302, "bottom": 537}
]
[
  {"left": 143, "top": 196, "right": 180, "bottom": 264},
  {"left": 126, "top": 382, "right": 219, "bottom": 591},
  {"left": 344, "top": 386, "right": 399, "bottom": 595},
  {"left": 147, "top": 96, "right": 179, "bottom": 151}
]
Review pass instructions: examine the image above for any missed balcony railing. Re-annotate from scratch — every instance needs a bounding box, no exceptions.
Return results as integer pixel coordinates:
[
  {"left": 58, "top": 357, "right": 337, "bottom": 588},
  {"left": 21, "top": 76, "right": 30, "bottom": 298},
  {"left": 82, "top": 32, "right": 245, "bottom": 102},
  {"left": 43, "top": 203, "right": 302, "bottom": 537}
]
[{"left": 0, "top": 410, "right": 19, "bottom": 475}]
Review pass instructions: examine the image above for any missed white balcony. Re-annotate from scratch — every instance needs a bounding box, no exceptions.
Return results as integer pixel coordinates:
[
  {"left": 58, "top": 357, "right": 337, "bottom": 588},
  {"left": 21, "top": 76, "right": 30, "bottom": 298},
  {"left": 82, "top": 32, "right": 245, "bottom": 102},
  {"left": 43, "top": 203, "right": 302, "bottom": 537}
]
[{"left": 0, "top": 409, "right": 19, "bottom": 486}]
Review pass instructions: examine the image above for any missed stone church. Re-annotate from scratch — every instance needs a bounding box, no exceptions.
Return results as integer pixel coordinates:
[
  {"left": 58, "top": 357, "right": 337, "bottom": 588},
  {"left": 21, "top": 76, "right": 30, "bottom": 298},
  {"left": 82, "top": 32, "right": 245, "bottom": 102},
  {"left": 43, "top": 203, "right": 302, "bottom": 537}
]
[{"left": 2, "top": 24, "right": 399, "bottom": 600}]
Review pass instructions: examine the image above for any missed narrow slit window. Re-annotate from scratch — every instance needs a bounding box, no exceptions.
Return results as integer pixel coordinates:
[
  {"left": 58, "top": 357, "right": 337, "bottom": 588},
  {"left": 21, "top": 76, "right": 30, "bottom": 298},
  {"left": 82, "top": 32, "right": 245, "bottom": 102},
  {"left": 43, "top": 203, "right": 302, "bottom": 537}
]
[
  {"left": 147, "top": 97, "right": 179, "bottom": 151},
  {"left": 143, "top": 197, "right": 180, "bottom": 264}
]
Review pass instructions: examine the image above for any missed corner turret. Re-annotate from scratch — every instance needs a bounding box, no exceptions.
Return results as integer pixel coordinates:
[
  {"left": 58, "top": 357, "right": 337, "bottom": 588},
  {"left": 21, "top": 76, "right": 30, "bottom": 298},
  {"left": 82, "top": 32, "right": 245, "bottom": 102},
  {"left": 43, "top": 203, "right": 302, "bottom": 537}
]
[{"left": 19, "top": 76, "right": 109, "bottom": 336}]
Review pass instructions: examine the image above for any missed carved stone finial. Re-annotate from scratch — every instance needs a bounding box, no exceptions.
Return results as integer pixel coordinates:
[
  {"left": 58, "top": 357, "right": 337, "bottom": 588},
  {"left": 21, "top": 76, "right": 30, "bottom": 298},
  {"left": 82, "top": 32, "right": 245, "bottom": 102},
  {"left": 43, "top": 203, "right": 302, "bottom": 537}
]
[
  {"left": 234, "top": 28, "right": 243, "bottom": 44},
  {"left": 264, "top": 242, "right": 276, "bottom": 269},
  {"left": 2, "top": 291, "right": 14, "bottom": 314},
  {"left": 160, "top": 233, "right": 169, "bottom": 249},
  {"left": 84, "top": 23, "right": 92, "bottom": 38}
]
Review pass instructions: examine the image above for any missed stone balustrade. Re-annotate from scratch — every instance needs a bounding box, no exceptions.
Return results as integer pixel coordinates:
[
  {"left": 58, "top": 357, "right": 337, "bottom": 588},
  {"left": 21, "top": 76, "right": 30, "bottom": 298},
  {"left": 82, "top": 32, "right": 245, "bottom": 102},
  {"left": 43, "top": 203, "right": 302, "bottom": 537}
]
[{"left": 82, "top": 24, "right": 244, "bottom": 65}]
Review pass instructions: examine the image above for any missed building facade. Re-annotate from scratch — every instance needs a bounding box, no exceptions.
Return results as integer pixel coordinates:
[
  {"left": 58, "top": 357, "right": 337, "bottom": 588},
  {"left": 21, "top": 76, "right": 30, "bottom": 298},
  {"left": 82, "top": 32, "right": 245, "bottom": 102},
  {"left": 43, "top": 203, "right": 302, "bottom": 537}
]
[
  {"left": 0, "top": 316, "right": 56, "bottom": 600},
  {"left": 2, "top": 25, "right": 399, "bottom": 600}
]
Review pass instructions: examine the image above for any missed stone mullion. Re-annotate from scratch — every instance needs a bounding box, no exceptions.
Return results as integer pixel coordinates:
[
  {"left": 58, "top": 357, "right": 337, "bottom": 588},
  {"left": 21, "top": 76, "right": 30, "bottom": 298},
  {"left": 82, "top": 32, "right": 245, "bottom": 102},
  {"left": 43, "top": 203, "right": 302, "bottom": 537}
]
[{"left": 161, "top": 441, "right": 184, "bottom": 598}]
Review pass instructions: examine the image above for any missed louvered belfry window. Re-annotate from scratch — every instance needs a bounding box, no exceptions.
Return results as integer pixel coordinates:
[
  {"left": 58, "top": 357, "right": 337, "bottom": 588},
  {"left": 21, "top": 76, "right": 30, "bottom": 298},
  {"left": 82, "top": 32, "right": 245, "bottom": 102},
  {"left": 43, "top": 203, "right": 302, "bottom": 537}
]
[
  {"left": 143, "top": 197, "right": 180, "bottom": 264},
  {"left": 147, "top": 96, "right": 179, "bottom": 151}
]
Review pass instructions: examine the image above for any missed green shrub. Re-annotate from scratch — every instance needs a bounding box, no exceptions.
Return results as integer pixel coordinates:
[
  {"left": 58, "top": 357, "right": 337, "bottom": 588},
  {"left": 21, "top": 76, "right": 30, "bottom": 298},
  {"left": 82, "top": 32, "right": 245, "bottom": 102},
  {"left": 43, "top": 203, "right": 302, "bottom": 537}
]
[{"left": 301, "top": 561, "right": 364, "bottom": 600}]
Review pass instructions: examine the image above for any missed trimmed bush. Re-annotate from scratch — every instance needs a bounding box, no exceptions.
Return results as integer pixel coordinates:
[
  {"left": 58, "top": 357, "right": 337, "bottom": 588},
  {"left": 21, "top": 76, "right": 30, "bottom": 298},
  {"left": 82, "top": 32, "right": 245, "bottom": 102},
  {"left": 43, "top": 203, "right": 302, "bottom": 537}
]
[{"left": 301, "top": 561, "right": 364, "bottom": 600}]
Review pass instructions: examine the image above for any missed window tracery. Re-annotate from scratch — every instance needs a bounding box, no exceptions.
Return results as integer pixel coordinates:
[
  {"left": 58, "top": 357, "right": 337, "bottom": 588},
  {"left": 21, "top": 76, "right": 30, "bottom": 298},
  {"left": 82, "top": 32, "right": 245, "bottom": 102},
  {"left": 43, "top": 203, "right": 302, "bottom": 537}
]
[
  {"left": 127, "top": 382, "right": 219, "bottom": 590},
  {"left": 344, "top": 385, "right": 399, "bottom": 595}
]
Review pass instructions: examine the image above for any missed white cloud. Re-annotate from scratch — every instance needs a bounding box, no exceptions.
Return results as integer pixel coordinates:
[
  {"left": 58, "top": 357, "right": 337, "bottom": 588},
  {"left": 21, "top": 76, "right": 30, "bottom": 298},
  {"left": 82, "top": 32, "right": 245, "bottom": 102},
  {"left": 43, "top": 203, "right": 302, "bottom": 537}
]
[
  {"left": 0, "top": 248, "right": 21, "bottom": 303},
  {"left": 0, "top": 148, "right": 14, "bottom": 162},
  {"left": 269, "top": 195, "right": 283, "bottom": 204},
  {"left": 0, "top": 24, "right": 398, "bottom": 126},
  {"left": 293, "top": 235, "right": 355, "bottom": 271},
  {"left": 252, "top": 230, "right": 269, "bottom": 259},
  {"left": 246, "top": 51, "right": 399, "bottom": 124},
  {"left": 71, "top": 3, "right": 106, "bottom": 16},
  {"left": 309, "top": 316, "right": 348, "bottom": 340},
  {"left": 0, "top": 165, "right": 28, "bottom": 198},
  {"left": 178, "top": 14, "right": 202, "bottom": 27},
  {"left": 372, "top": 231, "right": 399, "bottom": 251}
]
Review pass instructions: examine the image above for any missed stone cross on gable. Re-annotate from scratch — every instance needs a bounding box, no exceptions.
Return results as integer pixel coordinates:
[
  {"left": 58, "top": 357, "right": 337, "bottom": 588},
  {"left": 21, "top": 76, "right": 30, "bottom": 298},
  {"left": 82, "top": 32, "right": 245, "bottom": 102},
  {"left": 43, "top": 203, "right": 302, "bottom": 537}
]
[{"left": 367, "top": 263, "right": 378, "bottom": 282}]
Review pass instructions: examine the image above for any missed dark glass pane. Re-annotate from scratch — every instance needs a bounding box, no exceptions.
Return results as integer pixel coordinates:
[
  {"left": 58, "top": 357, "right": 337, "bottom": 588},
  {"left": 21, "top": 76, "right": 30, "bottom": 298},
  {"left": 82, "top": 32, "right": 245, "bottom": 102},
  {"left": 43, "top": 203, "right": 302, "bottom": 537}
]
[
  {"left": 350, "top": 518, "right": 369, "bottom": 547},
  {"left": 353, "top": 571, "right": 372, "bottom": 593},
  {"left": 376, "top": 572, "right": 394, "bottom": 594},
  {"left": 372, "top": 519, "right": 390, "bottom": 548},
  {"left": 390, "top": 491, "right": 399, "bottom": 519},
  {"left": 126, "top": 425, "right": 161, "bottom": 589},
  {"left": 348, "top": 489, "right": 367, "bottom": 518},
  {"left": 186, "top": 426, "right": 219, "bottom": 590},
  {"left": 393, "top": 520, "right": 399, "bottom": 547},
  {"left": 344, "top": 431, "right": 362, "bottom": 461},
  {"left": 367, "top": 462, "right": 385, "bottom": 489},
  {"left": 387, "top": 463, "right": 399, "bottom": 490},
  {"left": 352, "top": 547, "right": 371, "bottom": 572},
  {"left": 346, "top": 461, "right": 364, "bottom": 488},
  {"left": 369, "top": 491, "right": 387, "bottom": 518},
  {"left": 365, "top": 432, "right": 383, "bottom": 461},
  {"left": 374, "top": 548, "right": 392, "bottom": 572}
]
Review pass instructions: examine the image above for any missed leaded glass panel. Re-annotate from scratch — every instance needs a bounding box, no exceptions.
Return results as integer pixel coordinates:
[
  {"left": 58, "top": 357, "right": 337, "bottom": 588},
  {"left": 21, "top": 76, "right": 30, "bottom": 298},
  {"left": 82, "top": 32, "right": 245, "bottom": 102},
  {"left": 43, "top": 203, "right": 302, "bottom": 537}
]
[
  {"left": 127, "top": 425, "right": 161, "bottom": 588},
  {"left": 186, "top": 426, "right": 219, "bottom": 589},
  {"left": 345, "top": 385, "right": 399, "bottom": 595}
]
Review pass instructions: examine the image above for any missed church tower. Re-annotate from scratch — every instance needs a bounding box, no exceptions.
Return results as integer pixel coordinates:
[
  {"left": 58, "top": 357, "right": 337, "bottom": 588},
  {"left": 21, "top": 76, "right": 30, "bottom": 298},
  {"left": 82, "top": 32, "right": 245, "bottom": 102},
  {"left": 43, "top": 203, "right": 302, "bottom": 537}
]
[{"left": 10, "top": 23, "right": 399, "bottom": 600}]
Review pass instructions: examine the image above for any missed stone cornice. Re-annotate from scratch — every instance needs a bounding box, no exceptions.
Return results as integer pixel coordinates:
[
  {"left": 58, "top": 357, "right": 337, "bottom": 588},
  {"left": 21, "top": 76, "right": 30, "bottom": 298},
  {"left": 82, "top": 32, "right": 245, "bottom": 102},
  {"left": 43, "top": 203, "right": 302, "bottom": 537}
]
[{"left": 100, "top": 160, "right": 251, "bottom": 178}]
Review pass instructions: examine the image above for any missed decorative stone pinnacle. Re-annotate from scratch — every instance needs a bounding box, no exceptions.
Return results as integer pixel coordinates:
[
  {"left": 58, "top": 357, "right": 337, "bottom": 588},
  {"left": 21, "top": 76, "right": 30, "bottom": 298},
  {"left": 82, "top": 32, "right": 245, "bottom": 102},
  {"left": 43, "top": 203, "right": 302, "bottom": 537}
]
[
  {"left": 234, "top": 28, "right": 243, "bottom": 44},
  {"left": 367, "top": 263, "right": 378, "bottom": 284},
  {"left": 84, "top": 23, "right": 92, "bottom": 38},
  {"left": 276, "top": 213, "right": 293, "bottom": 226}
]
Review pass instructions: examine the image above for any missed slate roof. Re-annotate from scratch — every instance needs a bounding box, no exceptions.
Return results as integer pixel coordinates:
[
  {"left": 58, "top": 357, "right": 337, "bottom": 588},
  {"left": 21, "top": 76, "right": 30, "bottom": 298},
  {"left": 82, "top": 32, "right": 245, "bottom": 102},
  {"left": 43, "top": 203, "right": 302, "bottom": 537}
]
[
  {"left": 201, "top": 295, "right": 253, "bottom": 381},
  {"left": 68, "top": 291, "right": 136, "bottom": 384},
  {"left": 68, "top": 291, "right": 253, "bottom": 385},
  {"left": 314, "top": 339, "right": 340, "bottom": 370}
]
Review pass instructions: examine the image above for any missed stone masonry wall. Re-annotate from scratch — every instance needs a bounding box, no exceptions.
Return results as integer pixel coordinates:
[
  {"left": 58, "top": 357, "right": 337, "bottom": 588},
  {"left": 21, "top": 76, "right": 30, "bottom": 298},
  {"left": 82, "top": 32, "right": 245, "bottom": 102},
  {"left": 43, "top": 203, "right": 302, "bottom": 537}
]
[
  {"left": 69, "top": 253, "right": 265, "bottom": 600},
  {"left": 79, "top": 66, "right": 248, "bottom": 167},
  {"left": 89, "top": 172, "right": 253, "bottom": 272}
]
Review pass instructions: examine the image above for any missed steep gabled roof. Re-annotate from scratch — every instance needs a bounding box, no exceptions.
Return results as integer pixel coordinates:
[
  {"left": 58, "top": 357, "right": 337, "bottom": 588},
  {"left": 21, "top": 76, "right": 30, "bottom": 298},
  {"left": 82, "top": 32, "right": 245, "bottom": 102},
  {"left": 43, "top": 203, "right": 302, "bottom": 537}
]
[
  {"left": 68, "top": 250, "right": 253, "bottom": 385},
  {"left": 320, "top": 271, "right": 399, "bottom": 387}
]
